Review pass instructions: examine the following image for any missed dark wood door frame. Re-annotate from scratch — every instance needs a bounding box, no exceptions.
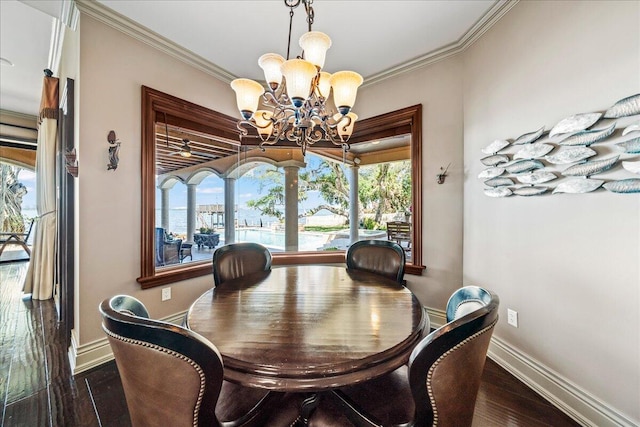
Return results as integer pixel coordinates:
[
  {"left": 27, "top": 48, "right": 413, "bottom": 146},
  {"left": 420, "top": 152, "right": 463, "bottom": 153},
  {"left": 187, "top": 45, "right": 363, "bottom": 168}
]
[{"left": 57, "top": 78, "right": 75, "bottom": 347}]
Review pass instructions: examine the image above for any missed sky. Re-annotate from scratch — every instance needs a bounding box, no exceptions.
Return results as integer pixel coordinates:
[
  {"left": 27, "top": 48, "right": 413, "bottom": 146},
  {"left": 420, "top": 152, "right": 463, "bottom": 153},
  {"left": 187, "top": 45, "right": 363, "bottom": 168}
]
[
  {"left": 14, "top": 154, "right": 329, "bottom": 214},
  {"left": 156, "top": 153, "right": 329, "bottom": 212},
  {"left": 18, "top": 169, "right": 37, "bottom": 210}
]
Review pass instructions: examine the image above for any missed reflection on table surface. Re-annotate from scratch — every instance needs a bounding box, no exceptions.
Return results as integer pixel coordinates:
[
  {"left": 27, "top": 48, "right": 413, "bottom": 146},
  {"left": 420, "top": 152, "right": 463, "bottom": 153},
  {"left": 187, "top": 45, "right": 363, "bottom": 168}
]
[{"left": 187, "top": 264, "right": 426, "bottom": 391}]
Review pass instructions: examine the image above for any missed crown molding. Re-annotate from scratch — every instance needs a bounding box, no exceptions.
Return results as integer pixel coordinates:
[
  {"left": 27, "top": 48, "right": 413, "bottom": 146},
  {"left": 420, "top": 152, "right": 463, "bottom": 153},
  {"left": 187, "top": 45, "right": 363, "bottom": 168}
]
[
  {"left": 73, "top": 0, "right": 236, "bottom": 84},
  {"left": 72, "top": 0, "right": 518, "bottom": 89},
  {"left": 362, "top": 0, "right": 520, "bottom": 88}
]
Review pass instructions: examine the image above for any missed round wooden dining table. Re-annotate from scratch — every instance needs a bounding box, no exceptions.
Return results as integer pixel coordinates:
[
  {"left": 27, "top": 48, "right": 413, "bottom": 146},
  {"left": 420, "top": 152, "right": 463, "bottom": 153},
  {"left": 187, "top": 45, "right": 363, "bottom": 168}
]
[{"left": 186, "top": 264, "right": 427, "bottom": 392}]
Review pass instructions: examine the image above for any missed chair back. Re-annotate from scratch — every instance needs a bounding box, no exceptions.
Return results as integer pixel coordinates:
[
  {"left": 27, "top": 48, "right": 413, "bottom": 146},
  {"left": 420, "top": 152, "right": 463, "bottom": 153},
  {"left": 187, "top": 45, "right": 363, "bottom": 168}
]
[
  {"left": 346, "top": 239, "right": 406, "bottom": 284},
  {"left": 212, "top": 242, "right": 272, "bottom": 286},
  {"left": 408, "top": 286, "right": 499, "bottom": 427},
  {"left": 100, "top": 295, "right": 225, "bottom": 427}
]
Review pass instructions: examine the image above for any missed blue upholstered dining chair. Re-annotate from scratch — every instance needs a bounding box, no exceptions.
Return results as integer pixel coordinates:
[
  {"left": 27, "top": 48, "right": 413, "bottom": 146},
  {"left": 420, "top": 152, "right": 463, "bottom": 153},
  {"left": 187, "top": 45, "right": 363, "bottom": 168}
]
[
  {"left": 100, "top": 295, "right": 280, "bottom": 427},
  {"left": 212, "top": 242, "right": 272, "bottom": 287},
  {"left": 293, "top": 286, "right": 499, "bottom": 427},
  {"left": 346, "top": 239, "right": 406, "bottom": 285}
]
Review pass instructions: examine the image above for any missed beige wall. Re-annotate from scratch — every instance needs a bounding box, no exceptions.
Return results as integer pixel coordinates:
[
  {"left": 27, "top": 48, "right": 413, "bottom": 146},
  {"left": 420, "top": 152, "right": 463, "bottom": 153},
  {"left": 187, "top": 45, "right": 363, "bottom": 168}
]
[
  {"left": 357, "top": 57, "right": 465, "bottom": 310},
  {"left": 463, "top": 1, "right": 639, "bottom": 424},
  {"left": 75, "top": 15, "right": 237, "bottom": 345}
]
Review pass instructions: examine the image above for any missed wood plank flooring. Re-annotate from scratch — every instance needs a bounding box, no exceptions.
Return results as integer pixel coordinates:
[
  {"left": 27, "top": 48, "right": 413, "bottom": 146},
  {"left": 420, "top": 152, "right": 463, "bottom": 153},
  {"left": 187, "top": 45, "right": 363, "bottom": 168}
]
[{"left": 1, "top": 261, "right": 581, "bottom": 426}]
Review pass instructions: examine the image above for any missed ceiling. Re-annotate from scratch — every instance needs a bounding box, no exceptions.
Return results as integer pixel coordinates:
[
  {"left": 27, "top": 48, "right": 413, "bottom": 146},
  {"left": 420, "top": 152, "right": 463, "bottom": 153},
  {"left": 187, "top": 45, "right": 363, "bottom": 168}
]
[{"left": 0, "top": 0, "right": 505, "bottom": 117}]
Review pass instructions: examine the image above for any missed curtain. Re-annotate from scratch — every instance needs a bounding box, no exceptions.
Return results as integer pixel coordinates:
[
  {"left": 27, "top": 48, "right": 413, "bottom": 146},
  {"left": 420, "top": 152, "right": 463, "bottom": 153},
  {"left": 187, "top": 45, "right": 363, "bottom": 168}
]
[{"left": 24, "top": 76, "right": 59, "bottom": 300}]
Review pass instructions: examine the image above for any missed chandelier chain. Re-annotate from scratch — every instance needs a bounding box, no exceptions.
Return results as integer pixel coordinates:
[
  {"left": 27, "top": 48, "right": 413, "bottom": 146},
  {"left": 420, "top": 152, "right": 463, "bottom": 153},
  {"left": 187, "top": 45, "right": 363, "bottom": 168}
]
[
  {"left": 287, "top": 8, "right": 294, "bottom": 60},
  {"left": 305, "top": 0, "right": 314, "bottom": 31}
]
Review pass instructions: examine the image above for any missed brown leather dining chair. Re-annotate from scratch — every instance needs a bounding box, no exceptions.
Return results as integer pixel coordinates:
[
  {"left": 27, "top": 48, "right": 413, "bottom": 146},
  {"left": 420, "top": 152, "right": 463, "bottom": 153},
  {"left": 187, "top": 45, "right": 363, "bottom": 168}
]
[
  {"left": 293, "top": 286, "right": 499, "bottom": 427},
  {"left": 100, "top": 295, "right": 280, "bottom": 427},
  {"left": 346, "top": 239, "right": 406, "bottom": 285},
  {"left": 212, "top": 242, "right": 272, "bottom": 287}
]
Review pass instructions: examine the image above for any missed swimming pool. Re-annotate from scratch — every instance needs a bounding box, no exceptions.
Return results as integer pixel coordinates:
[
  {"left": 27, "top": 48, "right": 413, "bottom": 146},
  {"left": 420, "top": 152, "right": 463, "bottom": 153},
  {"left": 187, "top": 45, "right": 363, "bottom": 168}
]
[{"left": 235, "top": 228, "right": 330, "bottom": 251}]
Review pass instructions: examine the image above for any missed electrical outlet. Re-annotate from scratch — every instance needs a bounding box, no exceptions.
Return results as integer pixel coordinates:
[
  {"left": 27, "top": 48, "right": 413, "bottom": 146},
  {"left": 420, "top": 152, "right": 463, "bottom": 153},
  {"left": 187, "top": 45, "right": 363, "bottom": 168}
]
[
  {"left": 161, "top": 287, "right": 171, "bottom": 301},
  {"left": 507, "top": 308, "right": 518, "bottom": 328}
]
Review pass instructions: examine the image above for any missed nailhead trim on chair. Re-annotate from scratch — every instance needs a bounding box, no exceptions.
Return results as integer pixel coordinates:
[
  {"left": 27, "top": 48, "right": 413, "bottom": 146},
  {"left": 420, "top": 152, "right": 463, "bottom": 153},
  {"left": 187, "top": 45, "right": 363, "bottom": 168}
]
[
  {"left": 425, "top": 318, "right": 498, "bottom": 426},
  {"left": 104, "top": 328, "right": 206, "bottom": 427}
]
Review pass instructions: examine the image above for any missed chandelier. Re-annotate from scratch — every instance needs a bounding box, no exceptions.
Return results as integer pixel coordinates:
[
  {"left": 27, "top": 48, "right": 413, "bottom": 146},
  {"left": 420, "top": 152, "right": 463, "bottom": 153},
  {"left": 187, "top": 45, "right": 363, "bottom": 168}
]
[{"left": 230, "top": 0, "right": 363, "bottom": 155}]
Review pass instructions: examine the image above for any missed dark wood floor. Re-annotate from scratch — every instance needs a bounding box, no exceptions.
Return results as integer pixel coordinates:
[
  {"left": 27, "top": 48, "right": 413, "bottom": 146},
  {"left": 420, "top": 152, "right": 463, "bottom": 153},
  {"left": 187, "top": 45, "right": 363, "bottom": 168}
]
[{"left": 1, "top": 261, "right": 581, "bottom": 427}]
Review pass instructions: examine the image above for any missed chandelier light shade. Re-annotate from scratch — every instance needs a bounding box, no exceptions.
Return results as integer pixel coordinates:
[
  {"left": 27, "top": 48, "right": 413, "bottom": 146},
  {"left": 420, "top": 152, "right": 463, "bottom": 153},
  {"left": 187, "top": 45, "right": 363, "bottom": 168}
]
[
  {"left": 334, "top": 112, "right": 358, "bottom": 140},
  {"left": 254, "top": 110, "right": 274, "bottom": 140},
  {"left": 317, "top": 71, "right": 332, "bottom": 98},
  {"left": 231, "top": 0, "right": 363, "bottom": 155},
  {"left": 298, "top": 31, "right": 332, "bottom": 69},
  {"left": 258, "top": 53, "right": 285, "bottom": 90},
  {"left": 230, "top": 78, "right": 265, "bottom": 120},
  {"left": 330, "top": 71, "right": 364, "bottom": 115},
  {"left": 280, "top": 59, "right": 317, "bottom": 107}
]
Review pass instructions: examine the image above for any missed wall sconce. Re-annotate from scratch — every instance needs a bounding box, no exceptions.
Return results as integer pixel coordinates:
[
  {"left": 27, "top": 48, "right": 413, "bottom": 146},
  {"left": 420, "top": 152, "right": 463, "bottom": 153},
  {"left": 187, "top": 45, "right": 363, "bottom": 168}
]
[
  {"left": 436, "top": 163, "right": 450, "bottom": 184},
  {"left": 65, "top": 148, "right": 78, "bottom": 177},
  {"left": 107, "top": 130, "right": 121, "bottom": 171}
]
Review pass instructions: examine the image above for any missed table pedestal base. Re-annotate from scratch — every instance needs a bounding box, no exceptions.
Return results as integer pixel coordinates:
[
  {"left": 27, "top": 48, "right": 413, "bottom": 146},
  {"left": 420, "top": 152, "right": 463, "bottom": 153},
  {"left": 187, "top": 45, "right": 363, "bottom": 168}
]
[{"left": 290, "top": 393, "right": 320, "bottom": 427}]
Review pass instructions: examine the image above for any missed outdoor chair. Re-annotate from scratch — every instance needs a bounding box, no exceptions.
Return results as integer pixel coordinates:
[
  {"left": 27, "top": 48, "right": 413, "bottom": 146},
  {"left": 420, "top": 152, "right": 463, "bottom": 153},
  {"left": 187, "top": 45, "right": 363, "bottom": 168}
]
[
  {"left": 100, "top": 295, "right": 280, "bottom": 427},
  {"left": 319, "top": 286, "right": 499, "bottom": 427},
  {"left": 180, "top": 242, "right": 193, "bottom": 262},
  {"left": 155, "top": 227, "right": 182, "bottom": 266},
  {"left": 0, "top": 218, "right": 34, "bottom": 259},
  {"left": 346, "top": 239, "right": 406, "bottom": 285},
  {"left": 212, "top": 242, "right": 272, "bottom": 287},
  {"left": 386, "top": 221, "right": 412, "bottom": 253}
]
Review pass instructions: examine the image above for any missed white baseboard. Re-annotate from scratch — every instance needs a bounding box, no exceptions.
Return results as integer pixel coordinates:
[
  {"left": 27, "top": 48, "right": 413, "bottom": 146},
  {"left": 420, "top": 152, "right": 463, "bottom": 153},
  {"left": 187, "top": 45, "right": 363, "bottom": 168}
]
[
  {"left": 425, "top": 307, "right": 446, "bottom": 330},
  {"left": 488, "top": 338, "right": 637, "bottom": 427},
  {"left": 69, "top": 310, "right": 187, "bottom": 375}
]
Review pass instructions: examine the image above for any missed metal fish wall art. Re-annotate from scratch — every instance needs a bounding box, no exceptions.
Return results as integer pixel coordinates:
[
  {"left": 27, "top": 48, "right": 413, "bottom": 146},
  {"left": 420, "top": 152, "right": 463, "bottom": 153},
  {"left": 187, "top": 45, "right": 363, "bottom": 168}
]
[
  {"left": 484, "top": 187, "right": 512, "bottom": 197},
  {"left": 603, "top": 179, "right": 640, "bottom": 193},
  {"left": 615, "top": 136, "right": 640, "bottom": 154},
  {"left": 505, "top": 159, "right": 544, "bottom": 174},
  {"left": 484, "top": 177, "right": 514, "bottom": 187},
  {"left": 513, "top": 143, "right": 554, "bottom": 160},
  {"left": 481, "top": 154, "right": 510, "bottom": 167},
  {"left": 549, "top": 112, "right": 602, "bottom": 137},
  {"left": 552, "top": 179, "right": 604, "bottom": 194},
  {"left": 481, "top": 139, "right": 510, "bottom": 154},
  {"left": 558, "top": 121, "right": 616, "bottom": 146},
  {"left": 622, "top": 121, "right": 640, "bottom": 136},
  {"left": 604, "top": 94, "right": 640, "bottom": 119},
  {"left": 513, "top": 186, "right": 548, "bottom": 196},
  {"left": 561, "top": 155, "right": 619, "bottom": 177},
  {"left": 545, "top": 147, "right": 597, "bottom": 165},
  {"left": 516, "top": 171, "right": 556, "bottom": 185},
  {"left": 513, "top": 126, "right": 545, "bottom": 145},
  {"left": 622, "top": 161, "right": 640, "bottom": 174},
  {"left": 478, "top": 167, "right": 505, "bottom": 179}
]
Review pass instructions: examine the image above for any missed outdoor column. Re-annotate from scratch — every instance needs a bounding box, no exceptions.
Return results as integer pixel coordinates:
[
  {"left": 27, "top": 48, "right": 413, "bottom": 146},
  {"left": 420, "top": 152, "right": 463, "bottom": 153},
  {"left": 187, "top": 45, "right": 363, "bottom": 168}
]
[
  {"left": 349, "top": 165, "right": 359, "bottom": 244},
  {"left": 284, "top": 165, "right": 299, "bottom": 251},
  {"left": 224, "top": 177, "right": 236, "bottom": 245},
  {"left": 161, "top": 188, "right": 170, "bottom": 230},
  {"left": 186, "top": 183, "right": 196, "bottom": 242}
]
